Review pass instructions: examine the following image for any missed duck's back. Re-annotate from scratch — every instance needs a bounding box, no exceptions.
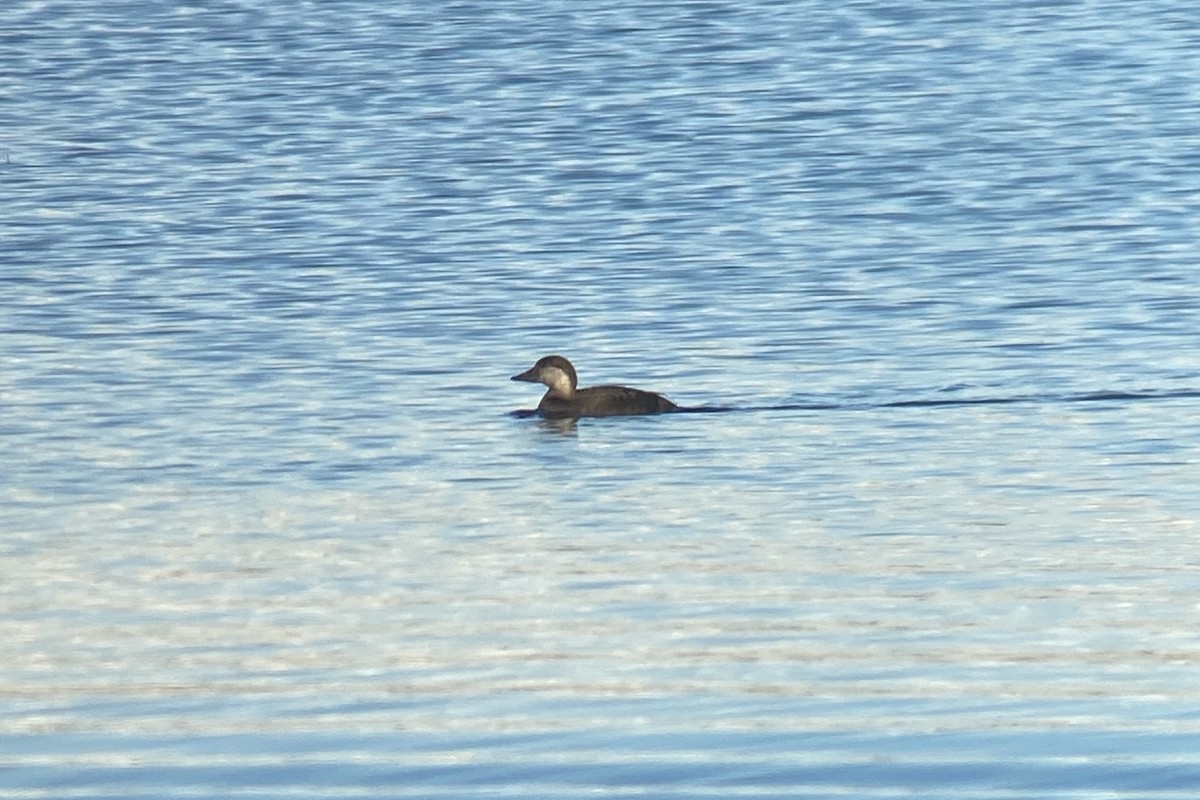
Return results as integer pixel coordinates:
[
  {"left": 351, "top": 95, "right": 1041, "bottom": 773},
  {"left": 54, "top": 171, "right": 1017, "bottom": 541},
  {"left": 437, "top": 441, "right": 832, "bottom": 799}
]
[{"left": 539, "top": 385, "right": 678, "bottom": 418}]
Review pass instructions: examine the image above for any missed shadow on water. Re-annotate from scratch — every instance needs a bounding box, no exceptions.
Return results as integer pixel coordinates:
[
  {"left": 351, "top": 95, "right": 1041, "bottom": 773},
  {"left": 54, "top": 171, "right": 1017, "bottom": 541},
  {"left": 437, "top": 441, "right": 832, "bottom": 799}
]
[{"left": 511, "top": 388, "right": 1200, "bottom": 422}]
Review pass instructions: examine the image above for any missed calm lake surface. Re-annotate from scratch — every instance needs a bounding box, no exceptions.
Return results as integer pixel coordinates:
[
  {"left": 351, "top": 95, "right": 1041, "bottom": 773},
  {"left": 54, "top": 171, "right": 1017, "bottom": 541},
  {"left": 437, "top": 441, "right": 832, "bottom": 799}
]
[{"left": 3, "top": 1, "right": 1200, "bottom": 797}]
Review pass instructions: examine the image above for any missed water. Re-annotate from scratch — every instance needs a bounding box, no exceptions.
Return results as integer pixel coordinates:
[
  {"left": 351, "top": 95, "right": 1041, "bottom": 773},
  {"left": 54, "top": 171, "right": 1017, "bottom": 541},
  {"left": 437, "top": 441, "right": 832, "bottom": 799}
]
[{"left": 3, "top": 1, "right": 1200, "bottom": 797}]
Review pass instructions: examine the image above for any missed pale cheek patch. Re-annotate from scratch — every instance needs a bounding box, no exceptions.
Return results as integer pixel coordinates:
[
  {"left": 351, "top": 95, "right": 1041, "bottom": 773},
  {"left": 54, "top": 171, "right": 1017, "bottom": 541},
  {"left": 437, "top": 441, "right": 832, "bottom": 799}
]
[{"left": 542, "top": 366, "right": 574, "bottom": 397}]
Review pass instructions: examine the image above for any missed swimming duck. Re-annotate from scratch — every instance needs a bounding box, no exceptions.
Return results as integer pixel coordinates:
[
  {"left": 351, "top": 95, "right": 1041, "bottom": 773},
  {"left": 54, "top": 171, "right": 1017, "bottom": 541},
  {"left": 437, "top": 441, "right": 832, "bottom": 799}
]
[{"left": 511, "top": 355, "right": 679, "bottom": 419}]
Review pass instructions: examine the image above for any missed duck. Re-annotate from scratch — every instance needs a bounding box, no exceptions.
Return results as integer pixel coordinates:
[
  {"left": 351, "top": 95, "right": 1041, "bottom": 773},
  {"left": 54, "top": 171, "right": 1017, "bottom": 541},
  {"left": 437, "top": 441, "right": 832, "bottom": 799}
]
[{"left": 511, "top": 355, "right": 679, "bottom": 419}]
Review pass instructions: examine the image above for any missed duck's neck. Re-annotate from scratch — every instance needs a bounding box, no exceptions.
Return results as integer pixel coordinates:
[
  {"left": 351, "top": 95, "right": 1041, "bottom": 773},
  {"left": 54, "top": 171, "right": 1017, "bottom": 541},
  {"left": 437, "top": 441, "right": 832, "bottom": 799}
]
[{"left": 542, "top": 366, "right": 575, "bottom": 399}]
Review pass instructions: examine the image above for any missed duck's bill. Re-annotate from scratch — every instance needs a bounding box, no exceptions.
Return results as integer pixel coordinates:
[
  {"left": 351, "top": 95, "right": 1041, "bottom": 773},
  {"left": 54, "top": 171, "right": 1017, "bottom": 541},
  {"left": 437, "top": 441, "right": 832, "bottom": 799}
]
[{"left": 511, "top": 367, "right": 539, "bottom": 382}]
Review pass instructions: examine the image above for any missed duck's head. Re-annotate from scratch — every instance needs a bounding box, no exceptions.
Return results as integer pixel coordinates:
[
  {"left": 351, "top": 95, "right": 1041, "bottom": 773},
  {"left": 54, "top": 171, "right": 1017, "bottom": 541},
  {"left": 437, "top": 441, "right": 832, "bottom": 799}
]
[{"left": 511, "top": 354, "right": 578, "bottom": 399}]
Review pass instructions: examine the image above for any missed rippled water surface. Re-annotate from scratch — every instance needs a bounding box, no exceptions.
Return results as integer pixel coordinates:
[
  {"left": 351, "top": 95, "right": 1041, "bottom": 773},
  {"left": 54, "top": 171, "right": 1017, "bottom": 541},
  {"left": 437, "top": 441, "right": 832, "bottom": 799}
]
[{"left": 4, "top": 1, "right": 1200, "bottom": 797}]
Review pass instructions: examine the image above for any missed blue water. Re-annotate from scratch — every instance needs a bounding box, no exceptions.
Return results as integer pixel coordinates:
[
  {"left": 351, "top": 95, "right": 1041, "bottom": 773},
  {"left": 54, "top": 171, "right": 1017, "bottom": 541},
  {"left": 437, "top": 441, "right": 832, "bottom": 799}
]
[{"left": 4, "top": 1, "right": 1200, "bottom": 797}]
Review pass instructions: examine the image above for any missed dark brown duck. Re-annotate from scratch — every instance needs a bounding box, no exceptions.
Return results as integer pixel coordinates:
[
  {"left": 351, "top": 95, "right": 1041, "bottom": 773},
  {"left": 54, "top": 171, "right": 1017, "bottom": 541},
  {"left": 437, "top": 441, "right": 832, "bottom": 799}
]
[{"left": 511, "top": 355, "right": 679, "bottom": 419}]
